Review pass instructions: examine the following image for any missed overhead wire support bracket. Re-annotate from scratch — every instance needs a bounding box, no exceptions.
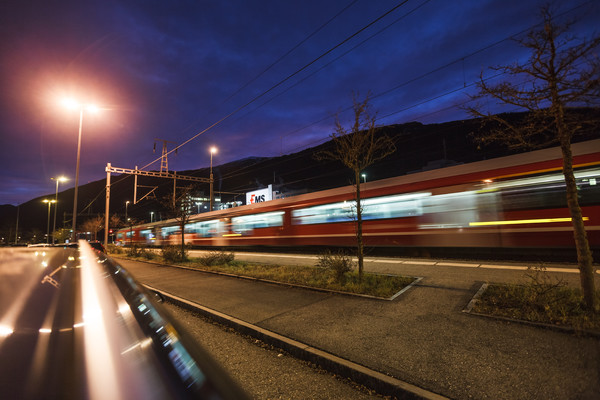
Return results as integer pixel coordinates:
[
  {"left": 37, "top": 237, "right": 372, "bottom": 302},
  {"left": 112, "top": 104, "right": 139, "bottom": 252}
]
[{"left": 103, "top": 163, "right": 211, "bottom": 249}]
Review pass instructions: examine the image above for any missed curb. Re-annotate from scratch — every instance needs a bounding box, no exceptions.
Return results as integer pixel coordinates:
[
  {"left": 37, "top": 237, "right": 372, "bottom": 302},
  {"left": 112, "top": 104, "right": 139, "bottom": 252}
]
[{"left": 145, "top": 283, "right": 449, "bottom": 400}]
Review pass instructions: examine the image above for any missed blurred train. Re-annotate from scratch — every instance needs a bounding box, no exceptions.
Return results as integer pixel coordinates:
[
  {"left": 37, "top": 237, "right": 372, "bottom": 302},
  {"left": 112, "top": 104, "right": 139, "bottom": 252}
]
[{"left": 116, "top": 139, "right": 600, "bottom": 260}]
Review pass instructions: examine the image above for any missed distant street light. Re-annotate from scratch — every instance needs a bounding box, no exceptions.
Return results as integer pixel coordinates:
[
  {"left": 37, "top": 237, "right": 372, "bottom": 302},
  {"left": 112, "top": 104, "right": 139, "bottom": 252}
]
[
  {"left": 210, "top": 146, "right": 217, "bottom": 211},
  {"left": 43, "top": 199, "right": 56, "bottom": 244},
  {"left": 361, "top": 173, "right": 367, "bottom": 183},
  {"left": 150, "top": 211, "right": 154, "bottom": 223},
  {"left": 195, "top": 202, "right": 201, "bottom": 214},
  {"left": 51, "top": 176, "right": 68, "bottom": 244},
  {"left": 62, "top": 98, "right": 101, "bottom": 241},
  {"left": 125, "top": 200, "right": 130, "bottom": 221}
]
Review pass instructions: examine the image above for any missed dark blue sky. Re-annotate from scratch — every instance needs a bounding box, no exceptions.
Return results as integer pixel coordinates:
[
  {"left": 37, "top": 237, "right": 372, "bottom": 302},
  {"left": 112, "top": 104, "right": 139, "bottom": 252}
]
[{"left": 1, "top": 0, "right": 598, "bottom": 205}]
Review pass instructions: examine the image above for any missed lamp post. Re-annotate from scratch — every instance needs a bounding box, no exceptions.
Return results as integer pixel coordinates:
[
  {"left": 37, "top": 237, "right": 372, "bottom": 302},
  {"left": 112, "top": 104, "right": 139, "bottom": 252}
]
[
  {"left": 150, "top": 211, "right": 154, "bottom": 223},
  {"left": 361, "top": 173, "right": 367, "bottom": 183},
  {"left": 210, "top": 146, "right": 217, "bottom": 211},
  {"left": 125, "top": 200, "right": 130, "bottom": 221},
  {"left": 43, "top": 199, "right": 56, "bottom": 244},
  {"left": 51, "top": 176, "right": 68, "bottom": 244},
  {"left": 62, "top": 99, "right": 100, "bottom": 242}
]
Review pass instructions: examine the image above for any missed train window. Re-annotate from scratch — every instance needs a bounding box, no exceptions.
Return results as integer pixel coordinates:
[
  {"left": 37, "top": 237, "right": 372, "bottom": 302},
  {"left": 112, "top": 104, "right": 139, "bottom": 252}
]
[
  {"left": 161, "top": 226, "right": 179, "bottom": 237},
  {"left": 419, "top": 191, "right": 484, "bottom": 229},
  {"left": 186, "top": 220, "right": 220, "bottom": 237},
  {"left": 494, "top": 168, "right": 600, "bottom": 211},
  {"left": 292, "top": 193, "right": 430, "bottom": 225},
  {"left": 232, "top": 211, "right": 284, "bottom": 234}
]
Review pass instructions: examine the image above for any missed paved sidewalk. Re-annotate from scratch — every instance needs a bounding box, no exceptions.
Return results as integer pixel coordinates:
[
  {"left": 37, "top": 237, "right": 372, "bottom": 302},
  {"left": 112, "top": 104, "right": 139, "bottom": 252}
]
[{"left": 115, "top": 257, "right": 600, "bottom": 400}]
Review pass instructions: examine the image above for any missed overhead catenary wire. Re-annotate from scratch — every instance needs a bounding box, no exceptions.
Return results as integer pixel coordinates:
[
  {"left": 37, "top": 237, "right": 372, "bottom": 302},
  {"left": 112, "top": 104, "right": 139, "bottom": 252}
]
[{"left": 140, "top": 0, "right": 412, "bottom": 172}]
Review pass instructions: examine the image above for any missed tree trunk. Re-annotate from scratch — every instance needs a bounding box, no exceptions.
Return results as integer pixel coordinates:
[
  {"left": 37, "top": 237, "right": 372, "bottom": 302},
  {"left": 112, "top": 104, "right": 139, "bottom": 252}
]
[
  {"left": 355, "top": 169, "right": 364, "bottom": 281},
  {"left": 180, "top": 222, "right": 185, "bottom": 261},
  {"left": 559, "top": 138, "right": 596, "bottom": 309}
]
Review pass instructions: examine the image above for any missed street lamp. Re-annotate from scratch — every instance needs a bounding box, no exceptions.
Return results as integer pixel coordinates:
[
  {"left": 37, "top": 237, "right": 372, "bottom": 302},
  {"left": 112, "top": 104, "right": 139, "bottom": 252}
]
[
  {"left": 150, "top": 211, "right": 154, "bottom": 223},
  {"left": 195, "top": 202, "right": 201, "bottom": 214},
  {"left": 43, "top": 199, "right": 56, "bottom": 244},
  {"left": 361, "top": 173, "right": 367, "bottom": 183},
  {"left": 62, "top": 98, "right": 100, "bottom": 241},
  {"left": 210, "top": 146, "right": 217, "bottom": 211},
  {"left": 125, "top": 200, "right": 130, "bottom": 221},
  {"left": 51, "top": 176, "right": 68, "bottom": 244}
]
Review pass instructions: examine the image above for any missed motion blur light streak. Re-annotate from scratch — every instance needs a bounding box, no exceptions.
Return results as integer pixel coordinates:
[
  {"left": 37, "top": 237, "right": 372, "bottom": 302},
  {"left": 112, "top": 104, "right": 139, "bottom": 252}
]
[
  {"left": 80, "top": 240, "right": 122, "bottom": 400},
  {"left": 469, "top": 217, "right": 589, "bottom": 227}
]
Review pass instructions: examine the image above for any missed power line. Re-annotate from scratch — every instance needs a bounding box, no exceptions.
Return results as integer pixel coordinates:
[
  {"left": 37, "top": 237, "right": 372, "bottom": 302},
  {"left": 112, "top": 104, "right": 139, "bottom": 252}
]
[
  {"left": 140, "top": 0, "right": 411, "bottom": 172},
  {"left": 220, "top": 0, "right": 360, "bottom": 105}
]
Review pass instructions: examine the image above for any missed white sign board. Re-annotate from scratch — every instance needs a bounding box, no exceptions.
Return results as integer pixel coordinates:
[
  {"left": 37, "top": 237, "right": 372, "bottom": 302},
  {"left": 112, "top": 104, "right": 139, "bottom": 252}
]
[{"left": 246, "top": 184, "right": 273, "bottom": 205}]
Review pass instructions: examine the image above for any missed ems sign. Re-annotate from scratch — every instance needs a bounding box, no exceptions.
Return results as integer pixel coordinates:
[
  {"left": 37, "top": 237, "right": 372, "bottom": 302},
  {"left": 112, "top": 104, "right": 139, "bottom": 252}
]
[{"left": 246, "top": 185, "right": 273, "bottom": 205}]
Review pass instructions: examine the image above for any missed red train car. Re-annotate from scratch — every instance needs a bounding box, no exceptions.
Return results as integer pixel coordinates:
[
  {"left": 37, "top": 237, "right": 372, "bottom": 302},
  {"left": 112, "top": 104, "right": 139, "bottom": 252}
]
[{"left": 116, "top": 140, "right": 600, "bottom": 259}]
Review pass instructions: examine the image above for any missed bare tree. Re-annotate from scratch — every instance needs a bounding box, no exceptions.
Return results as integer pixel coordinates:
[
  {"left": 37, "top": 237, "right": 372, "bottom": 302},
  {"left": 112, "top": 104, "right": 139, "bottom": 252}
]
[
  {"left": 52, "top": 227, "right": 71, "bottom": 243},
  {"left": 467, "top": 6, "right": 600, "bottom": 309},
  {"left": 315, "top": 93, "right": 396, "bottom": 280},
  {"left": 161, "top": 185, "right": 196, "bottom": 261},
  {"left": 80, "top": 215, "right": 104, "bottom": 241}
]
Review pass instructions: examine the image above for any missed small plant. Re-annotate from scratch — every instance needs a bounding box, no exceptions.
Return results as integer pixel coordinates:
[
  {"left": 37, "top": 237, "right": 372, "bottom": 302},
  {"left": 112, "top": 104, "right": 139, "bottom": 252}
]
[
  {"left": 142, "top": 248, "right": 156, "bottom": 260},
  {"left": 107, "top": 244, "right": 124, "bottom": 254},
  {"left": 126, "top": 244, "right": 143, "bottom": 257},
  {"left": 473, "top": 264, "right": 600, "bottom": 331},
  {"left": 161, "top": 245, "right": 188, "bottom": 262},
  {"left": 198, "top": 251, "right": 235, "bottom": 266},
  {"left": 316, "top": 250, "right": 354, "bottom": 283}
]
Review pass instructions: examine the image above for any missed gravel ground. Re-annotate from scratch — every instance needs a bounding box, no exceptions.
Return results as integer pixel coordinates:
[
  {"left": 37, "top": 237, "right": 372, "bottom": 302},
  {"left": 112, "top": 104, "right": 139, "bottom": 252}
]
[{"left": 162, "top": 301, "right": 387, "bottom": 400}]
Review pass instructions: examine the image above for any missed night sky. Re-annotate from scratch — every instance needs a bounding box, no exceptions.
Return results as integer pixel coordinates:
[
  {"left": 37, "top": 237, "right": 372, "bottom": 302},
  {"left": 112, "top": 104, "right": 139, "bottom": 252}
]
[{"left": 1, "top": 0, "right": 598, "bottom": 205}]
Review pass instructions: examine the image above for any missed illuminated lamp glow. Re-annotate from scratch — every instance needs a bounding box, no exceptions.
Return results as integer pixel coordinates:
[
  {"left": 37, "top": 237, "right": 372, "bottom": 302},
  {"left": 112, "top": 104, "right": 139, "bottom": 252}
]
[
  {"left": 62, "top": 98, "right": 80, "bottom": 110},
  {"left": 222, "top": 233, "right": 242, "bottom": 237},
  {"left": 39, "top": 328, "right": 52, "bottom": 334},
  {"left": 469, "top": 217, "right": 588, "bottom": 227},
  {"left": 85, "top": 104, "right": 100, "bottom": 113},
  {"left": 0, "top": 324, "right": 14, "bottom": 337}
]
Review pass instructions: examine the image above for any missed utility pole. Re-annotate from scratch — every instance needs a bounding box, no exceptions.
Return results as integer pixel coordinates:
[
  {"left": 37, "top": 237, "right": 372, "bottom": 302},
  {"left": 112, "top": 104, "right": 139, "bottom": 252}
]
[
  {"left": 154, "top": 139, "right": 177, "bottom": 173},
  {"left": 14, "top": 205, "right": 19, "bottom": 245}
]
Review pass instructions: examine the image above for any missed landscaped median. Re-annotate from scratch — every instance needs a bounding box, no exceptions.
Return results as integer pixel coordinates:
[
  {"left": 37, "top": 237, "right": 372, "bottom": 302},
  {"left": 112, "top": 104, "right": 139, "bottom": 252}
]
[
  {"left": 108, "top": 246, "right": 419, "bottom": 300},
  {"left": 464, "top": 266, "right": 600, "bottom": 336}
]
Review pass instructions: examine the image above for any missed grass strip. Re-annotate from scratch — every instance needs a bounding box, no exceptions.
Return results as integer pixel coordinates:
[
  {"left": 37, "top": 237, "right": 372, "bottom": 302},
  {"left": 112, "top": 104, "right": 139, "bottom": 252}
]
[
  {"left": 118, "top": 252, "right": 415, "bottom": 299},
  {"left": 473, "top": 283, "right": 600, "bottom": 332}
]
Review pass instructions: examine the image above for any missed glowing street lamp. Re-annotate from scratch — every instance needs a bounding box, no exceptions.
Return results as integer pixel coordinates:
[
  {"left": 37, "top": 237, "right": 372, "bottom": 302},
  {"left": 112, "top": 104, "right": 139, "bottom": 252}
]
[
  {"left": 43, "top": 199, "right": 56, "bottom": 244},
  {"left": 150, "top": 211, "right": 154, "bottom": 223},
  {"left": 210, "top": 146, "right": 217, "bottom": 211},
  {"left": 51, "top": 176, "right": 68, "bottom": 244},
  {"left": 361, "top": 173, "right": 367, "bottom": 183},
  {"left": 62, "top": 98, "right": 100, "bottom": 241},
  {"left": 125, "top": 200, "right": 130, "bottom": 221}
]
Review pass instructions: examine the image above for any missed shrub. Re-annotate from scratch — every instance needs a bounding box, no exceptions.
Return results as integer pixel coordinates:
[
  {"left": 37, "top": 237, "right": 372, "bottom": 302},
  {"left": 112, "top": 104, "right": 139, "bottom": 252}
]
[
  {"left": 161, "top": 245, "right": 188, "bottom": 262},
  {"left": 127, "top": 244, "right": 143, "bottom": 257},
  {"left": 199, "top": 251, "right": 235, "bottom": 266},
  {"left": 142, "top": 248, "right": 156, "bottom": 260},
  {"left": 316, "top": 250, "right": 354, "bottom": 283},
  {"left": 107, "top": 244, "right": 124, "bottom": 254}
]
